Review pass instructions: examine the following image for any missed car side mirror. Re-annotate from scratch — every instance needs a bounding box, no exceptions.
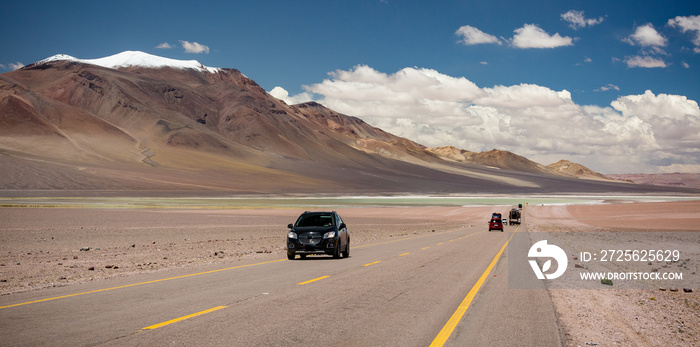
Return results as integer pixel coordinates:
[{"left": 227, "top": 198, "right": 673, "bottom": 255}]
[
  {"left": 339, "top": 223, "right": 346, "bottom": 229},
  {"left": 287, "top": 223, "right": 293, "bottom": 229}
]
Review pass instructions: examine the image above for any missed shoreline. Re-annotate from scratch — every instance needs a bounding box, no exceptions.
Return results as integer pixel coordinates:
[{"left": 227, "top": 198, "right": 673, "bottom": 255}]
[{"left": 0, "top": 193, "right": 697, "bottom": 210}]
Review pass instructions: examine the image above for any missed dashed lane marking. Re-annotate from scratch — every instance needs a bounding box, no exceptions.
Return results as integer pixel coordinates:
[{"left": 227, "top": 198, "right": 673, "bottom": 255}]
[
  {"left": 362, "top": 261, "right": 382, "bottom": 267},
  {"left": 0, "top": 259, "right": 286, "bottom": 310},
  {"left": 298, "top": 276, "right": 330, "bottom": 285},
  {"left": 141, "top": 306, "right": 228, "bottom": 331}
]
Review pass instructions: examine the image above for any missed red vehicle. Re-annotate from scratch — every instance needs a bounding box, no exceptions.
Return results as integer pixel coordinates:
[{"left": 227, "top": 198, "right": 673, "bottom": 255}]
[{"left": 489, "top": 213, "right": 504, "bottom": 232}]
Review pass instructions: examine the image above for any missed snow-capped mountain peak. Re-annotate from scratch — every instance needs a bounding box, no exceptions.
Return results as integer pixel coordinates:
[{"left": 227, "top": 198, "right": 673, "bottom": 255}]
[{"left": 36, "top": 51, "right": 221, "bottom": 73}]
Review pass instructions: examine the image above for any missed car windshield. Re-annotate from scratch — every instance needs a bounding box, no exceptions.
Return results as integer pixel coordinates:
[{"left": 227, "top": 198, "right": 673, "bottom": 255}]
[{"left": 295, "top": 214, "right": 335, "bottom": 227}]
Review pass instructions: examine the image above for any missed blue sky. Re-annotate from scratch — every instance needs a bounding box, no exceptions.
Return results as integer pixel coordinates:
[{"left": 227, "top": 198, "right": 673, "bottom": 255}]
[{"left": 2, "top": 1, "right": 700, "bottom": 173}]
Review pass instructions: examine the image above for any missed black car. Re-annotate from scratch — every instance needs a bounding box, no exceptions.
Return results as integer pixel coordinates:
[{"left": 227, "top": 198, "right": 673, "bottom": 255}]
[{"left": 287, "top": 211, "right": 350, "bottom": 260}]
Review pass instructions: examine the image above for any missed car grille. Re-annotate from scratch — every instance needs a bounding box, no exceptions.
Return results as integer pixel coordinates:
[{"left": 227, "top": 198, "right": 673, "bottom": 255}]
[{"left": 301, "top": 235, "right": 321, "bottom": 245}]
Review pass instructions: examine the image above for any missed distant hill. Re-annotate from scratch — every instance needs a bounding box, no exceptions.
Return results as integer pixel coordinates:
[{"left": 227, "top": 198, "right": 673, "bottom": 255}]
[
  {"left": 546, "top": 160, "right": 615, "bottom": 181},
  {"left": 0, "top": 51, "right": 693, "bottom": 195},
  {"left": 608, "top": 173, "right": 700, "bottom": 189},
  {"left": 427, "top": 146, "right": 559, "bottom": 175}
]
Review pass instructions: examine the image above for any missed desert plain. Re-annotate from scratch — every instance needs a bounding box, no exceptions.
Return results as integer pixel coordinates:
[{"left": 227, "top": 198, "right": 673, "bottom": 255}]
[{"left": 1, "top": 197, "right": 699, "bottom": 346}]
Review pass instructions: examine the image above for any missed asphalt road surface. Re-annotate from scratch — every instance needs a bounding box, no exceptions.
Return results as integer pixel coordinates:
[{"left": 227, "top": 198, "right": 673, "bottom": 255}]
[{"left": 0, "top": 222, "right": 561, "bottom": 346}]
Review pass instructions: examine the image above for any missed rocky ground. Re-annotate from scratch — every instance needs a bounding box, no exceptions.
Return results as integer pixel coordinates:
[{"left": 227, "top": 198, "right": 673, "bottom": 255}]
[
  {"left": 529, "top": 201, "right": 700, "bottom": 346},
  {"left": 0, "top": 206, "right": 486, "bottom": 295},
  {"left": 1, "top": 201, "right": 698, "bottom": 346}
]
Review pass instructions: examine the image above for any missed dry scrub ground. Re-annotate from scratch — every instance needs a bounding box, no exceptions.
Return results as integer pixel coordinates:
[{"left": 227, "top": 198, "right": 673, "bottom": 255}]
[
  {"left": 529, "top": 201, "right": 700, "bottom": 347},
  {"left": 1, "top": 202, "right": 698, "bottom": 346},
  {"left": 0, "top": 206, "right": 487, "bottom": 295}
]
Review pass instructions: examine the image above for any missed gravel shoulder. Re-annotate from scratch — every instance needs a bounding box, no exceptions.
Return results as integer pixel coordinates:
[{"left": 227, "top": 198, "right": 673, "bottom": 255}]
[{"left": 528, "top": 201, "right": 700, "bottom": 346}]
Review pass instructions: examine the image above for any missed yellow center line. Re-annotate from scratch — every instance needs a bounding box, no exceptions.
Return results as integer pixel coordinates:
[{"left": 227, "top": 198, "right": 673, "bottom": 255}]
[
  {"left": 368, "top": 231, "right": 481, "bottom": 265},
  {"left": 141, "top": 306, "right": 228, "bottom": 331},
  {"left": 2, "top": 229, "right": 479, "bottom": 310},
  {"left": 430, "top": 224, "right": 521, "bottom": 347},
  {"left": 298, "top": 275, "right": 330, "bottom": 285},
  {"left": 362, "top": 261, "right": 381, "bottom": 267},
  {"left": 0, "top": 259, "right": 286, "bottom": 310}
]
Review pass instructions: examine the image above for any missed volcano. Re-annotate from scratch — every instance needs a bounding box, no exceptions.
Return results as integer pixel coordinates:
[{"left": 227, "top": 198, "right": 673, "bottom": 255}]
[{"left": 0, "top": 51, "right": 692, "bottom": 194}]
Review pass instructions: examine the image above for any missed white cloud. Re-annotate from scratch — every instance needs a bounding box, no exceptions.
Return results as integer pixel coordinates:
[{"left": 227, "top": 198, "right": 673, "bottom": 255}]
[
  {"left": 668, "top": 15, "right": 700, "bottom": 52},
  {"left": 621, "top": 24, "right": 669, "bottom": 69},
  {"left": 611, "top": 90, "right": 700, "bottom": 143},
  {"left": 624, "top": 24, "right": 667, "bottom": 47},
  {"left": 511, "top": 24, "right": 575, "bottom": 49},
  {"left": 682, "top": 61, "right": 690, "bottom": 69},
  {"left": 595, "top": 84, "right": 620, "bottom": 92},
  {"left": 608, "top": 91, "right": 700, "bottom": 172},
  {"left": 455, "top": 25, "right": 502, "bottom": 45},
  {"left": 2, "top": 62, "right": 27, "bottom": 70},
  {"left": 624, "top": 55, "right": 667, "bottom": 68},
  {"left": 180, "top": 40, "right": 210, "bottom": 54},
  {"left": 293, "top": 65, "right": 700, "bottom": 173},
  {"left": 9, "top": 62, "right": 24, "bottom": 70},
  {"left": 156, "top": 42, "right": 172, "bottom": 49},
  {"left": 269, "top": 86, "right": 314, "bottom": 105},
  {"left": 561, "top": 10, "right": 604, "bottom": 29},
  {"left": 306, "top": 65, "right": 484, "bottom": 125},
  {"left": 480, "top": 61, "right": 488, "bottom": 65}
]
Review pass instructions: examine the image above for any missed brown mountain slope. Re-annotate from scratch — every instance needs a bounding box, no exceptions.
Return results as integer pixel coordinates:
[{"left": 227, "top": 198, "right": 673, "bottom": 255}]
[
  {"left": 295, "top": 101, "right": 437, "bottom": 164},
  {"left": 547, "top": 160, "right": 614, "bottom": 181},
  {"left": 0, "top": 53, "right": 693, "bottom": 194},
  {"left": 426, "top": 146, "right": 559, "bottom": 175},
  {"left": 0, "top": 58, "right": 471, "bottom": 192}
]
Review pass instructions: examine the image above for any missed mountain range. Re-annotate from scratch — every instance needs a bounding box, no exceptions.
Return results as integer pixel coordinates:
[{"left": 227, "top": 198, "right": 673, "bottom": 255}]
[{"left": 0, "top": 51, "right": 694, "bottom": 195}]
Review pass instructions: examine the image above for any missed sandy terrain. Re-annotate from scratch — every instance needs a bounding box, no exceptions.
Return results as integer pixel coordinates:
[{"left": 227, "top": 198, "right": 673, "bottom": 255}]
[
  {"left": 1, "top": 201, "right": 698, "bottom": 346},
  {"left": 0, "top": 205, "right": 492, "bottom": 295},
  {"left": 529, "top": 201, "right": 700, "bottom": 346}
]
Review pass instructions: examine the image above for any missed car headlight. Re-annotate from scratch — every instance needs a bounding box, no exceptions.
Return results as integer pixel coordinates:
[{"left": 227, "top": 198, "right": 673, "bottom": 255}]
[
  {"left": 323, "top": 231, "right": 336, "bottom": 239},
  {"left": 288, "top": 231, "right": 297, "bottom": 239}
]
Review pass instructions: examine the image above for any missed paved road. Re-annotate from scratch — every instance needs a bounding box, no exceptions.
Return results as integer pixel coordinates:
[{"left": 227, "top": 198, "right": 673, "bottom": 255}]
[{"left": 0, "top": 223, "right": 561, "bottom": 346}]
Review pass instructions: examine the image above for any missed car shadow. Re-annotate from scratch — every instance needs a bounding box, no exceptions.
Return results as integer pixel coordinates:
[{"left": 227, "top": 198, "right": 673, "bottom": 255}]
[{"left": 295, "top": 256, "right": 350, "bottom": 260}]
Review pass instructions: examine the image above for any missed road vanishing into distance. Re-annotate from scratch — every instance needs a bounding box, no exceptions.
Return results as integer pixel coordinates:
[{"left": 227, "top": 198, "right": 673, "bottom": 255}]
[{"left": 0, "top": 221, "right": 561, "bottom": 346}]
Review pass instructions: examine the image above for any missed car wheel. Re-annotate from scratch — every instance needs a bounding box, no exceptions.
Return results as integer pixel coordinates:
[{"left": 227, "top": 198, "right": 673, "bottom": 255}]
[
  {"left": 287, "top": 252, "right": 295, "bottom": 260},
  {"left": 333, "top": 242, "right": 341, "bottom": 259},
  {"left": 342, "top": 240, "right": 350, "bottom": 258}
]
